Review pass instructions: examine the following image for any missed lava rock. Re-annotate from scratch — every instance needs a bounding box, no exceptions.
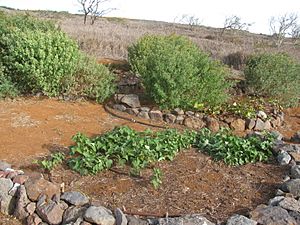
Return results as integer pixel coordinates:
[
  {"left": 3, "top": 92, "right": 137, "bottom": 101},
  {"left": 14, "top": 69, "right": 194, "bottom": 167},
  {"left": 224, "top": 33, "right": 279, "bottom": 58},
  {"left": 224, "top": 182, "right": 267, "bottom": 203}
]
[
  {"left": 164, "top": 113, "right": 177, "bottom": 123},
  {"left": 230, "top": 119, "right": 245, "bottom": 132},
  {"left": 140, "top": 107, "right": 150, "bottom": 112},
  {"left": 291, "top": 165, "right": 300, "bottom": 179},
  {"left": 84, "top": 205, "right": 116, "bottom": 225},
  {"left": 149, "top": 110, "right": 163, "bottom": 121},
  {"left": 257, "top": 110, "right": 268, "bottom": 120},
  {"left": 250, "top": 205, "right": 297, "bottom": 225},
  {"left": 226, "top": 214, "right": 257, "bottom": 225},
  {"left": 279, "top": 197, "right": 300, "bottom": 213},
  {"left": 61, "top": 191, "right": 89, "bottom": 206},
  {"left": 183, "top": 117, "right": 205, "bottom": 129},
  {"left": 254, "top": 118, "right": 266, "bottom": 131},
  {"left": 63, "top": 205, "right": 88, "bottom": 224},
  {"left": 14, "top": 185, "right": 30, "bottom": 220},
  {"left": 36, "top": 200, "right": 64, "bottom": 225},
  {"left": 157, "top": 214, "right": 215, "bottom": 225},
  {"left": 277, "top": 151, "right": 291, "bottom": 165},
  {"left": 175, "top": 115, "right": 185, "bottom": 125},
  {"left": 245, "top": 118, "right": 256, "bottom": 130},
  {"left": 125, "top": 108, "right": 139, "bottom": 116},
  {"left": 281, "top": 179, "right": 300, "bottom": 197},
  {"left": 13, "top": 175, "right": 29, "bottom": 185},
  {"left": 127, "top": 215, "right": 149, "bottom": 225},
  {"left": 26, "top": 202, "right": 36, "bottom": 215},
  {"left": 114, "top": 208, "right": 127, "bottom": 225},
  {"left": 268, "top": 196, "right": 284, "bottom": 206},
  {"left": 137, "top": 111, "right": 150, "bottom": 120},
  {"left": 24, "top": 176, "right": 60, "bottom": 201},
  {"left": 120, "top": 94, "right": 141, "bottom": 108},
  {"left": 0, "top": 178, "right": 16, "bottom": 214},
  {"left": 113, "top": 104, "right": 127, "bottom": 112},
  {"left": 27, "top": 213, "right": 43, "bottom": 225},
  {"left": 172, "top": 108, "right": 184, "bottom": 116},
  {"left": 205, "top": 117, "right": 220, "bottom": 132}
]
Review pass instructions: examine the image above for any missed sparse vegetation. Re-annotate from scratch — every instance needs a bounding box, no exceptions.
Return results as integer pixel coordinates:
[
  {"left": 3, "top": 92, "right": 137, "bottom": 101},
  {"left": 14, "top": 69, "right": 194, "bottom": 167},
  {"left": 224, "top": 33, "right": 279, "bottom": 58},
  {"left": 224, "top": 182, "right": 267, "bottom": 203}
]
[
  {"left": 244, "top": 53, "right": 300, "bottom": 106},
  {"left": 221, "top": 15, "right": 252, "bottom": 36},
  {"left": 128, "top": 34, "right": 232, "bottom": 110}
]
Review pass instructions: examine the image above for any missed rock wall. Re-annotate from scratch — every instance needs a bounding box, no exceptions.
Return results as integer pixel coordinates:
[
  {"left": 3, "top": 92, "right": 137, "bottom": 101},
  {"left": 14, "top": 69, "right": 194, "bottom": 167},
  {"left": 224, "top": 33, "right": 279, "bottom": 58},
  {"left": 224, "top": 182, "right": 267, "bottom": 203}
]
[{"left": 1, "top": 131, "right": 300, "bottom": 225}]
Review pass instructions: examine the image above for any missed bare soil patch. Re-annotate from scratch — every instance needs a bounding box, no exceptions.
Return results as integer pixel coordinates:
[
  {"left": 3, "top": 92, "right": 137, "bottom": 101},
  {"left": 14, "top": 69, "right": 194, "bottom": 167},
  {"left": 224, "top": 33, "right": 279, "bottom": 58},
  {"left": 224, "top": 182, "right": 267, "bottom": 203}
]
[{"left": 0, "top": 97, "right": 299, "bottom": 224}]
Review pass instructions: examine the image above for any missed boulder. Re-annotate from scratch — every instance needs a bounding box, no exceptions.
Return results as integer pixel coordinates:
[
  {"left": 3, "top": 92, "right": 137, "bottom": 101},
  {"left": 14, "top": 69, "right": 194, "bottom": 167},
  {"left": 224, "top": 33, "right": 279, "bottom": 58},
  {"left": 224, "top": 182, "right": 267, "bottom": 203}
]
[
  {"left": 175, "top": 115, "right": 185, "bottom": 125},
  {"left": 230, "top": 119, "right": 245, "bottom": 132},
  {"left": 0, "top": 178, "right": 16, "bottom": 215},
  {"left": 149, "top": 110, "right": 163, "bottom": 121},
  {"left": 257, "top": 110, "right": 268, "bottom": 120},
  {"left": 183, "top": 117, "right": 205, "bottom": 130},
  {"left": 26, "top": 202, "right": 36, "bottom": 215},
  {"left": 172, "top": 108, "right": 184, "bottom": 116},
  {"left": 113, "top": 104, "right": 127, "bottom": 112},
  {"left": 61, "top": 191, "right": 89, "bottom": 206},
  {"left": 114, "top": 208, "right": 128, "bottom": 225},
  {"left": 271, "top": 116, "right": 282, "bottom": 128},
  {"left": 36, "top": 200, "right": 64, "bottom": 225},
  {"left": 24, "top": 177, "right": 60, "bottom": 201},
  {"left": 84, "top": 206, "right": 116, "bottom": 225},
  {"left": 27, "top": 213, "right": 43, "bottom": 225},
  {"left": 226, "top": 214, "right": 257, "bottom": 225},
  {"left": 254, "top": 118, "right": 266, "bottom": 131},
  {"left": 137, "top": 111, "right": 150, "bottom": 120},
  {"left": 281, "top": 179, "right": 300, "bottom": 197},
  {"left": 125, "top": 108, "right": 139, "bottom": 116},
  {"left": 205, "top": 117, "right": 220, "bottom": 132},
  {"left": 13, "top": 175, "right": 29, "bottom": 185},
  {"left": 250, "top": 205, "right": 297, "bottom": 225},
  {"left": 120, "top": 94, "right": 141, "bottom": 108},
  {"left": 140, "top": 107, "right": 150, "bottom": 112},
  {"left": 14, "top": 185, "right": 30, "bottom": 220},
  {"left": 268, "top": 196, "right": 284, "bottom": 206},
  {"left": 127, "top": 215, "right": 149, "bottom": 225},
  {"left": 245, "top": 118, "right": 256, "bottom": 130}
]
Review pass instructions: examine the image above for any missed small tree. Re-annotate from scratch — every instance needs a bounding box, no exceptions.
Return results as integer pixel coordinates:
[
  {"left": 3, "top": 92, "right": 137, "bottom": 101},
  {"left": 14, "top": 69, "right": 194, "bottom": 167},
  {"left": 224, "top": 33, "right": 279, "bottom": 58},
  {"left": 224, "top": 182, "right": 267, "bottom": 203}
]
[
  {"left": 291, "top": 24, "right": 300, "bottom": 44},
  {"left": 176, "top": 14, "right": 202, "bottom": 30},
  {"left": 77, "top": 0, "right": 116, "bottom": 25},
  {"left": 269, "top": 13, "right": 299, "bottom": 48},
  {"left": 221, "top": 15, "right": 252, "bottom": 36}
]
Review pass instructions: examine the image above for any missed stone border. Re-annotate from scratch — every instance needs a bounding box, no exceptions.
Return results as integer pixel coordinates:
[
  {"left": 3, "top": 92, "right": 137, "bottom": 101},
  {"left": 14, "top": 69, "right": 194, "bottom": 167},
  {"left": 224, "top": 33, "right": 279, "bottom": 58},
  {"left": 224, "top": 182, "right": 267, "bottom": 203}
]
[
  {"left": 113, "top": 94, "right": 284, "bottom": 132},
  {"left": 1, "top": 133, "right": 300, "bottom": 225}
]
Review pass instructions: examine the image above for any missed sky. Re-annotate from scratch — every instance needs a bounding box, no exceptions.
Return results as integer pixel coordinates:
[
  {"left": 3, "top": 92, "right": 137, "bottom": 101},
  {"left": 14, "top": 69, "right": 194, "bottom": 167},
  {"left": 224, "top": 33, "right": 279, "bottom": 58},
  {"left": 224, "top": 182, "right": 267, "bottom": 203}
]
[{"left": 0, "top": 0, "right": 299, "bottom": 34}]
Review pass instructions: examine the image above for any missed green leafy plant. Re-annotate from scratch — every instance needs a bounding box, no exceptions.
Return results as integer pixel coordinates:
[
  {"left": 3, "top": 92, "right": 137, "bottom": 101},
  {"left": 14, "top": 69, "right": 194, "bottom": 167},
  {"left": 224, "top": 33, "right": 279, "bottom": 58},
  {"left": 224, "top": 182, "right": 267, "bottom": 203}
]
[
  {"left": 37, "top": 152, "right": 65, "bottom": 171},
  {"left": 195, "top": 128, "right": 275, "bottom": 166},
  {"left": 0, "top": 64, "right": 19, "bottom": 98},
  {"left": 244, "top": 53, "right": 300, "bottom": 107},
  {"left": 151, "top": 168, "right": 163, "bottom": 189},
  {"left": 128, "top": 34, "right": 232, "bottom": 110},
  {"left": 68, "top": 126, "right": 196, "bottom": 175}
]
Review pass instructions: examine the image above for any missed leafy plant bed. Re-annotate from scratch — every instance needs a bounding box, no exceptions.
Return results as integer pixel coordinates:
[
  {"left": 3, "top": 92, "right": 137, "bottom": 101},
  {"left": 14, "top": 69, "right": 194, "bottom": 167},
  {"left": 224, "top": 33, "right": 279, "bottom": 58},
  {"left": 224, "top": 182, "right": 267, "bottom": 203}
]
[{"left": 48, "top": 149, "right": 287, "bottom": 223}]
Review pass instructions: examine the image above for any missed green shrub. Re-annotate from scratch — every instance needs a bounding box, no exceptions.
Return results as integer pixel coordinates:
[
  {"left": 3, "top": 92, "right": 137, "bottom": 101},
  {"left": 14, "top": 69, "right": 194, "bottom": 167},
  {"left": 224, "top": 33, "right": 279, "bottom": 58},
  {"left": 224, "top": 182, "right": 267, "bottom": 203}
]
[
  {"left": 128, "top": 35, "right": 232, "bottom": 110},
  {"left": 0, "top": 64, "right": 19, "bottom": 98},
  {"left": 244, "top": 53, "right": 300, "bottom": 106},
  {"left": 0, "top": 14, "right": 80, "bottom": 96},
  {"left": 195, "top": 128, "right": 274, "bottom": 166},
  {"left": 70, "top": 55, "right": 116, "bottom": 102}
]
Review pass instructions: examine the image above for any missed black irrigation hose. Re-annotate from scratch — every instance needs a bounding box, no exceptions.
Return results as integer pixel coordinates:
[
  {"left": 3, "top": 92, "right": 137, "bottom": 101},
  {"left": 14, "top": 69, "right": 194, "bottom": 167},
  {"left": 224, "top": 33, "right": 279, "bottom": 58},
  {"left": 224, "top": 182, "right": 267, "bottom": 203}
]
[{"left": 103, "top": 103, "right": 168, "bottom": 129}]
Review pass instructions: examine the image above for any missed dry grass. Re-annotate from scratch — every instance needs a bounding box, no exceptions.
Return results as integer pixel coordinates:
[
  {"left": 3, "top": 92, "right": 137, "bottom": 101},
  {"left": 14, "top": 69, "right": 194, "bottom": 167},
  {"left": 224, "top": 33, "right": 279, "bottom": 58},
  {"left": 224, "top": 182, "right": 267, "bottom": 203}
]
[{"left": 2, "top": 9, "right": 300, "bottom": 65}]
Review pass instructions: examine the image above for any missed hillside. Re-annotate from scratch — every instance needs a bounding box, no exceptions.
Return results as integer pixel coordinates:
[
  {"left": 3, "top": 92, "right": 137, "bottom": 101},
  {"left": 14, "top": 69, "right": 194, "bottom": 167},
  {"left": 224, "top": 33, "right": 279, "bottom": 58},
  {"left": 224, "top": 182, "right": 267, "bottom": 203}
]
[{"left": 1, "top": 7, "right": 300, "bottom": 66}]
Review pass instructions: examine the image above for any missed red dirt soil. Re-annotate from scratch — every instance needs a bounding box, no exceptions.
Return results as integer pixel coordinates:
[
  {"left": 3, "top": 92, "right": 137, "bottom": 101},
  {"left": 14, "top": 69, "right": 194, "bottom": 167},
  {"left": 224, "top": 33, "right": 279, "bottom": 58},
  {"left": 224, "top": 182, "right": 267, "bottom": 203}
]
[{"left": 0, "top": 97, "right": 299, "bottom": 224}]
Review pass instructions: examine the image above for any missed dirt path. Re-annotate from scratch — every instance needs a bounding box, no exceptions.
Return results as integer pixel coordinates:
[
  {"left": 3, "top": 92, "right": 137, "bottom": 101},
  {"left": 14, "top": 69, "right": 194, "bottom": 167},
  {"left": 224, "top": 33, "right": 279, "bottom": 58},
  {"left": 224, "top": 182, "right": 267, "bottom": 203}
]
[{"left": 0, "top": 97, "right": 149, "bottom": 168}]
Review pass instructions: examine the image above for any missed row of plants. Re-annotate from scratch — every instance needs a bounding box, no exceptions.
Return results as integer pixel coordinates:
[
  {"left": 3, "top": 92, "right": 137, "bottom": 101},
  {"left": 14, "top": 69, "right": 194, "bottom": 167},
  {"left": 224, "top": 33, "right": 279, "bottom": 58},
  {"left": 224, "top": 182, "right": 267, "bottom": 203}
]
[
  {"left": 0, "top": 12, "right": 115, "bottom": 102},
  {"left": 38, "top": 126, "right": 276, "bottom": 188}
]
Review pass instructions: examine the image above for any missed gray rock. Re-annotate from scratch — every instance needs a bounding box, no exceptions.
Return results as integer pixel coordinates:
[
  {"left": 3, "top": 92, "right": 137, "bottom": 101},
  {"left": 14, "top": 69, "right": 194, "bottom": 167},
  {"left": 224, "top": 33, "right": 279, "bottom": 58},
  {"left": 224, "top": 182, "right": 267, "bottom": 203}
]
[
  {"left": 157, "top": 214, "right": 215, "bottom": 225},
  {"left": 257, "top": 110, "right": 268, "bottom": 120},
  {"left": 113, "top": 104, "right": 127, "bottom": 112},
  {"left": 270, "top": 131, "right": 284, "bottom": 141},
  {"left": 276, "top": 143, "right": 300, "bottom": 153},
  {"left": 125, "top": 108, "right": 139, "bottom": 116},
  {"left": 185, "top": 111, "right": 194, "bottom": 116},
  {"left": 291, "top": 165, "right": 300, "bottom": 179},
  {"left": 0, "top": 161, "right": 11, "bottom": 171},
  {"left": 120, "top": 94, "right": 141, "bottom": 108},
  {"left": 268, "top": 196, "right": 285, "bottom": 206},
  {"left": 254, "top": 118, "right": 266, "bottom": 131},
  {"left": 282, "top": 179, "right": 300, "bottom": 197},
  {"left": 226, "top": 214, "right": 257, "bottom": 225},
  {"left": 175, "top": 115, "right": 185, "bottom": 125},
  {"left": 275, "top": 189, "right": 285, "bottom": 196},
  {"left": 8, "top": 183, "right": 20, "bottom": 196},
  {"left": 230, "top": 119, "right": 245, "bottom": 132},
  {"left": 63, "top": 205, "right": 88, "bottom": 224},
  {"left": 137, "top": 111, "right": 150, "bottom": 120},
  {"left": 84, "top": 206, "right": 116, "bottom": 225},
  {"left": 250, "top": 205, "right": 297, "bottom": 225},
  {"left": 0, "top": 178, "right": 16, "bottom": 215},
  {"left": 140, "top": 107, "right": 150, "bottom": 112},
  {"left": 277, "top": 151, "right": 291, "bottom": 165},
  {"left": 172, "top": 108, "right": 184, "bottom": 116},
  {"left": 26, "top": 202, "right": 36, "bottom": 215},
  {"left": 289, "top": 211, "right": 300, "bottom": 224},
  {"left": 264, "top": 120, "right": 272, "bottom": 130},
  {"left": 65, "top": 217, "right": 84, "bottom": 225},
  {"left": 246, "top": 118, "right": 256, "bottom": 130},
  {"left": 291, "top": 131, "right": 300, "bottom": 143},
  {"left": 149, "top": 110, "right": 163, "bottom": 121},
  {"left": 127, "top": 215, "right": 149, "bottom": 225},
  {"left": 36, "top": 200, "right": 64, "bottom": 225},
  {"left": 61, "top": 191, "right": 89, "bottom": 206},
  {"left": 27, "top": 213, "right": 43, "bottom": 225},
  {"left": 183, "top": 117, "right": 205, "bottom": 129},
  {"left": 14, "top": 185, "right": 30, "bottom": 220},
  {"left": 271, "top": 116, "right": 282, "bottom": 128},
  {"left": 164, "top": 113, "right": 176, "bottom": 123},
  {"left": 114, "top": 208, "right": 127, "bottom": 225},
  {"left": 279, "top": 197, "right": 300, "bottom": 213}
]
